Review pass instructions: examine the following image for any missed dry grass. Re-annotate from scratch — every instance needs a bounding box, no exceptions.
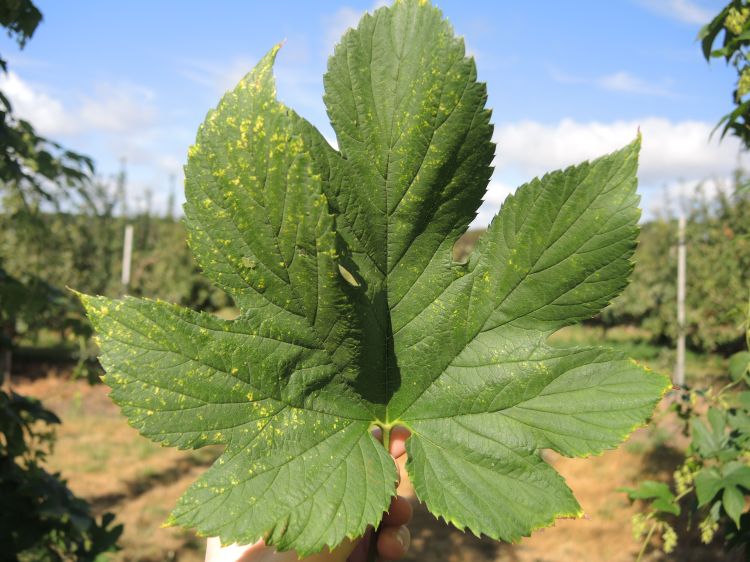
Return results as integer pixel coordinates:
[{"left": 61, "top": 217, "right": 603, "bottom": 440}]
[{"left": 12, "top": 370, "right": 736, "bottom": 562}]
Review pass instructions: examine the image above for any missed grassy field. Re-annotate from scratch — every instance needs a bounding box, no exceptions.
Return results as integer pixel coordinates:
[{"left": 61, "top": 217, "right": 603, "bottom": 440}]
[{"left": 11, "top": 326, "right": 740, "bottom": 562}]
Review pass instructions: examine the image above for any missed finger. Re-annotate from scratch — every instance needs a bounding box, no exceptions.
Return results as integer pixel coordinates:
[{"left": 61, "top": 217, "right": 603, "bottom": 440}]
[
  {"left": 346, "top": 528, "right": 372, "bottom": 562},
  {"left": 389, "top": 426, "right": 411, "bottom": 459},
  {"left": 206, "top": 540, "right": 276, "bottom": 562},
  {"left": 371, "top": 426, "right": 383, "bottom": 443},
  {"left": 381, "top": 495, "right": 412, "bottom": 527},
  {"left": 306, "top": 537, "right": 356, "bottom": 562},
  {"left": 376, "top": 526, "right": 410, "bottom": 560}
]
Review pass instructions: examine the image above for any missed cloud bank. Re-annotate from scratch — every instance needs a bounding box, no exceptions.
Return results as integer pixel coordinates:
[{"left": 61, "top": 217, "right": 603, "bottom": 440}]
[
  {"left": 471, "top": 118, "right": 744, "bottom": 225},
  {"left": 0, "top": 71, "right": 157, "bottom": 137},
  {"left": 493, "top": 118, "right": 742, "bottom": 185}
]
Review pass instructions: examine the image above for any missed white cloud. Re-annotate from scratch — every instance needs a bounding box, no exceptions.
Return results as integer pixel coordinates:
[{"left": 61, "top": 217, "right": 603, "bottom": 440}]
[
  {"left": 180, "top": 57, "right": 256, "bottom": 94},
  {"left": 180, "top": 53, "right": 326, "bottom": 126},
  {"left": 322, "top": 1, "right": 388, "bottom": 52},
  {"left": 475, "top": 179, "right": 514, "bottom": 225},
  {"left": 598, "top": 71, "right": 675, "bottom": 97},
  {"left": 79, "top": 83, "right": 156, "bottom": 133},
  {"left": 493, "top": 118, "right": 743, "bottom": 185},
  {"left": 0, "top": 71, "right": 157, "bottom": 137},
  {"left": 323, "top": 7, "right": 361, "bottom": 51},
  {"left": 635, "top": 0, "right": 713, "bottom": 25},
  {"left": 469, "top": 118, "right": 745, "bottom": 226},
  {"left": 550, "top": 67, "right": 676, "bottom": 97},
  {"left": 651, "top": 176, "right": 730, "bottom": 216},
  {"left": 177, "top": 2, "right": 392, "bottom": 129},
  {"left": 156, "top": 154, "right": 182, "bottom": 176},
  {"left": 0, "top": 71, "right": 77, "bottom": 135},
  {"left": 482, "top": 179, "right": 515, "bottom": 206}
]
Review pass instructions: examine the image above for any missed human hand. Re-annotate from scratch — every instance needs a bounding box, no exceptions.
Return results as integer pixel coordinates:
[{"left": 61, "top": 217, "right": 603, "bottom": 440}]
[{"left": 205, "top": 426, "right": 412, "bottom": 562}]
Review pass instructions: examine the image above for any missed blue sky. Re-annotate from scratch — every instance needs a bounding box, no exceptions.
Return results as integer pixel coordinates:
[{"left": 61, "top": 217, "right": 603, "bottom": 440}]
[{"left": 1, "top": 0, "right": 741, "bottom": 222}]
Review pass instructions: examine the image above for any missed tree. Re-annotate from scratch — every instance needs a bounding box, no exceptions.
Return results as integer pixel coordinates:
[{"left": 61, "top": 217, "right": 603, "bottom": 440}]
[
  {"left": 0, "top": 2, "right": 121, "bottom": 559},
  {"left": 699, "top": 0, "right": 750, "bottom": 151},
  {"left": 0, "top": 0, "right": 95, "bottom": 378}
]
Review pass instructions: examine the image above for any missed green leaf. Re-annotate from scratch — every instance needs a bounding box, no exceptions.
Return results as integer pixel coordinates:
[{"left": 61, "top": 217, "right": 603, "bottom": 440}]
[
  {"left": 620, "top": 481, "right": 680, "bottom": 515},
  {"left": 729, "top": 351, "right": 750, "bottom": 382},
  {"left": 696, "top": 468, "right": 723, "bottom": 507},
  {"left": 723, "top": 461, "right": 750, "bottom": 491},
  {"left": 621, "top": 480, "right": 672, "bottom": 500},
  {"left": 652, "top": 497, "right": 681, "bottom": 516},
  {"left": 723, "top": 486, "right": 746, "bottom": 528},
  {"left": 728, "top": 409, "right": 750, "bottom": 435},
  {"left": 691, "top": 408, "right": 728, "bottom": 458},
  {"left": 81, "top": 0, "right": 669, "bottom": 554},
  {"left": 698, "top": 5, "right": 730, "bottom": 59}
]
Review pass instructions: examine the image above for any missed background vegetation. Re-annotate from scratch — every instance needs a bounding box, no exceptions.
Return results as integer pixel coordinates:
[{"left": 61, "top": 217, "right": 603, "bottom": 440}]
[{"left": 2, "top": 0, "right": 750, "bottom": 560}]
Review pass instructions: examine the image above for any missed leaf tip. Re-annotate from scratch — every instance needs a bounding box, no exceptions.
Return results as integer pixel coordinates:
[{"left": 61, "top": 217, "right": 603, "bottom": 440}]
[{"left": 630, "top": 129, "right": 642, "bottom": 154}]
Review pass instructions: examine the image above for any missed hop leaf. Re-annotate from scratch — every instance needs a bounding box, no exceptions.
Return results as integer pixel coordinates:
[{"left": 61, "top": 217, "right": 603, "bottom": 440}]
[{"left": 80, "top": 0, "right": 669, "bottom": 555}]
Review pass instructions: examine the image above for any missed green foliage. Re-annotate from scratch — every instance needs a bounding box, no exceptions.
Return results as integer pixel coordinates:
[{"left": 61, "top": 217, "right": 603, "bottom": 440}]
[
  {"left": 0, "top": 191, "right": 231, "bottom": 355},
  {"left": 82, "top": 1, "right": 669, "bottom": 555},
  {"left": 0, "top": 372, "right": 122, "bottom": 561},
  {"left": 699, "top": 0, "right": 750, "bottom": 149},
  {"left": 621, "top": 481, "right": 681, "bottom": 515},
  {"left": 0, "top": 53, "right": 92, "bottom": 211},
  {"left": 730, "top": 351, "right": 750, "bottom": 380},
  {"left": 0, "top": 3, "right": 121, "bottom": 560},
  {"left": 0, "top": 262, "right": 98, "bottom": 377},
  {"left": 603, "top": 179, "right": 750, "bottom": 352},
  {"left": 0, "top": 0, "right": 95, "bottom": 364},
  {"left": 624, "top": 321, "right": 750, "bottom": 558},
  {"left": 0, "top": 0, "right": 41, "bottom": 52},
  {"left": 0, "top": 1, "right": 91, "bottom": 214},
  {"left": 0, "top": 263, "right": 66, "bottom": 336}
]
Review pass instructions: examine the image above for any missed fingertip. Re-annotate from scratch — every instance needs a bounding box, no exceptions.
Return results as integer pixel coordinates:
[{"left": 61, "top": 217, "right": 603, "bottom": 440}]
[
  {"left": 377, "top": 526, "right": 410, "bottom": 560},
  {"left": 389, "top": 426, "right": 411, "bottom": 459},
  {"left": 382, "top": 495, "right": 412, "bottom": 527}
]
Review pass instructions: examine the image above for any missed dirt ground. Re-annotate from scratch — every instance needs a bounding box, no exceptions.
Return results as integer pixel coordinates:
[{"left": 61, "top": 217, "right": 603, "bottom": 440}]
[{"left": 13, "top": 375, "right": 739, "bottom": 562}]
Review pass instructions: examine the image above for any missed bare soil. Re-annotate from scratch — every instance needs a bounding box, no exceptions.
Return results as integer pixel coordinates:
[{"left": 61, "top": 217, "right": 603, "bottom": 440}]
[{"left": 13, "top": 375, "right": 739, "bottom": 562}]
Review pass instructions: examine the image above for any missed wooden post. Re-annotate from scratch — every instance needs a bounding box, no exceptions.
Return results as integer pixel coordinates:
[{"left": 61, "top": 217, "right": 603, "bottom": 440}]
[
  {"left": 1, "top": 322, "right": 14, "bottom": 390},
  {"left": 675, "top": 215, "right": 686, "bottom": 387},
  {"left": 167, "top": 173, "right": 176, "bottom": 220},
  {"left": 122, "top": 224, "right": 134, "bottom": 290},
  {"left": 117, "top": 157, "right": 128, "bottom": 217}
]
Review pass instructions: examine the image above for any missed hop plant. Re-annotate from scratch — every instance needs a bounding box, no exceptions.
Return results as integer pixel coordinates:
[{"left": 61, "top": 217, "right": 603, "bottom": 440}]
[
  {"left": 738, "top": 67, "right": 750, "bottom": 99},
  {"left": 725, "top": 6, "right": 750, "bottom": 34},
  {"left": 632, "top": 513, "right": 649, "bottom": 541},
  {"left": 700, "top": 516, "right": 720, "bottom": 544},
  {"left": 661, "top": 523, "right": 678, "bottom": 553},
  {"left": 673, "top": 463, "right": 695, "bottom": 496}
]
